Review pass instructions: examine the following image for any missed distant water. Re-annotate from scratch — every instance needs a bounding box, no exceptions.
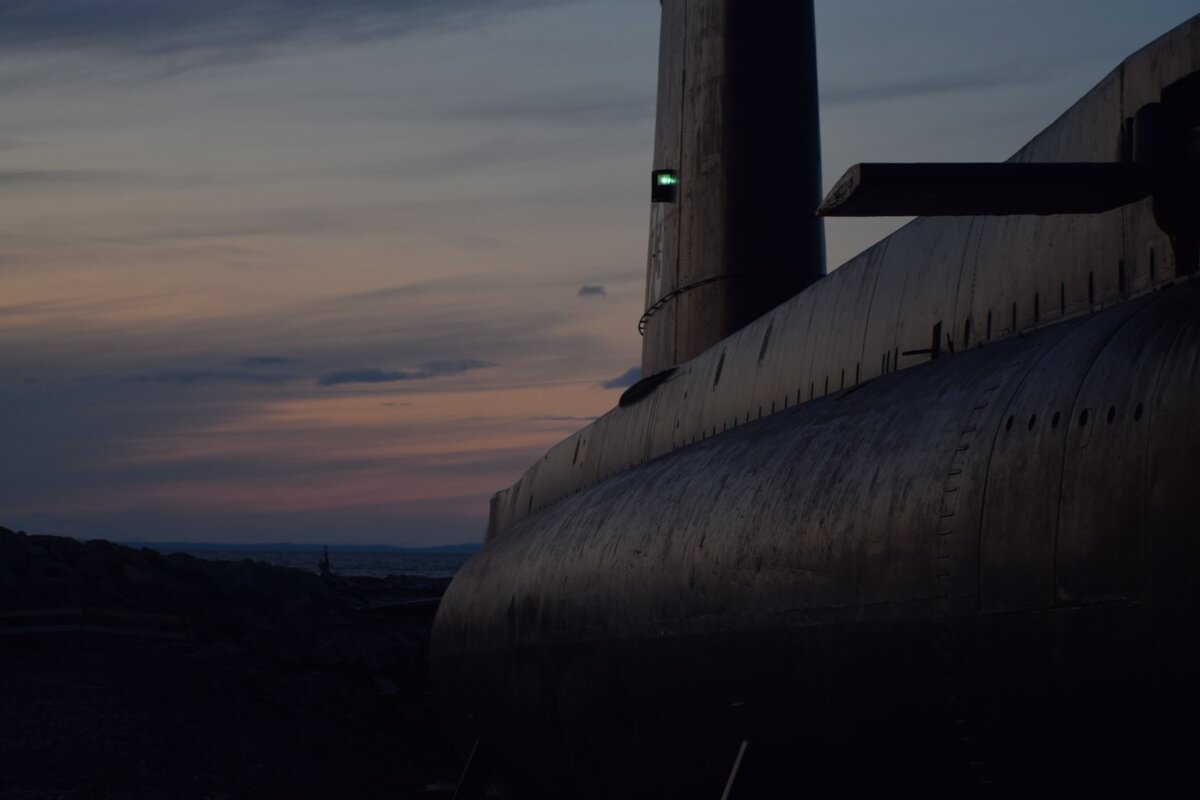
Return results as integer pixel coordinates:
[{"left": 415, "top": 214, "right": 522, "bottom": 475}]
[{"left": 165, "top": 548, "right": 473, "bottom": 579}]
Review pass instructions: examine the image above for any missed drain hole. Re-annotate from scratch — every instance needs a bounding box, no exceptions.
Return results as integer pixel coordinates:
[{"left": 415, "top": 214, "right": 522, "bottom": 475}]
[
  {"left": 1051, "top": 412, "right": 1061, "bottom": 429},
  {"left": 1027, "top": 414, "right": 1037, "bottom": 431},
  {"left": 1134, "top": 403, "right": 1144, "bottom": 421},
  {"left": 1107, "top": 405, "right": 1116, "bottom": 424}
]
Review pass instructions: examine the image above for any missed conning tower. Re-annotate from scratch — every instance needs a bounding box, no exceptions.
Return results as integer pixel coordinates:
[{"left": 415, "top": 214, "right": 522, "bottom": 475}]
[{"left": 641, "top": 0, "right": 825, "bottom": 375}]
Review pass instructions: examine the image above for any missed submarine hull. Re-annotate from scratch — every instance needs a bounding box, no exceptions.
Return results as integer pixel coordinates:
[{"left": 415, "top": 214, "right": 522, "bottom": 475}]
[
  {"left": 432, "top": 285, "right": 1200, "bottom": 795},
  {"left": 432, "top": 9, "right": 1200, "bottom": 794}
]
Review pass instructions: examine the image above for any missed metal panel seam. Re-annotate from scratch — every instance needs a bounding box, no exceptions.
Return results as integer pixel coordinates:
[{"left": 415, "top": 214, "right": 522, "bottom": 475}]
[
  {"left": 1049, "top": 294, "right": 1173, "bottom": 605},
  {"left": 854, "top": 238, "right": 891, "bottom": 379},
  {"left": 1136, "top": 292, "right": 1198, "bottom": 597}
]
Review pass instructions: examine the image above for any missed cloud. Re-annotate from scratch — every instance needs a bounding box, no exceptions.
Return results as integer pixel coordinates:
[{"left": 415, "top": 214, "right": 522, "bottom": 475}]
[
  {"left": 464, "top": 93, "right": 655, "bottom": 127},
  {"left": 600, "top": 366, "right": 640, "bottom": 389},
  {"left": 821, "top": 70, "right": 1043, "bottom": 108},
  {"left": 577, "top": 285, "right": 606, "bottom": 298},
  {"left": 0, "top": 169, "right": 143, "bottom": 186},
  {"left": 118, "top": 369, "right": 297, "bottom": 385},
  {"left": 95, "top": 207, "right": 363, "bottom": 244},
  {"left": 0, "top": 1, "right": 571, "bottom": 62},
  {"left": 317, "top": 358, "right": 495, "bottom": 386},
  {"left": 232, "top": 356, "right": 307, "bottom": 367}
]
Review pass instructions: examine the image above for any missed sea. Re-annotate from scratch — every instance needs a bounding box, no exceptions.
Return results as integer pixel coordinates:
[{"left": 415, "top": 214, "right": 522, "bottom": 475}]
[{"left": 159, "top": 548, "right": 473, "bottom": 579}]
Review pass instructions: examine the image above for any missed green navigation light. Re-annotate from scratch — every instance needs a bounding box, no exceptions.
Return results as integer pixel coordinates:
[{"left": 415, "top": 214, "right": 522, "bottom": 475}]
[{"left": 651, "top": 169, "right": 679, "bottom": 202}]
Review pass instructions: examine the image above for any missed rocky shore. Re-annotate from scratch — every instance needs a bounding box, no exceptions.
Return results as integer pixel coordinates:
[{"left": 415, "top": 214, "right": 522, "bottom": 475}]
[{"left": 0, "top": 526, "right": 462, "bottom": 799}]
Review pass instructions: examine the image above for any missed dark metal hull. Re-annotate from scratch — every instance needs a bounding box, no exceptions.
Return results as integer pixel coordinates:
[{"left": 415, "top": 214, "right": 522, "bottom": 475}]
[{"left": 432, "top": 285, "right": 1200, "bottom": 795}]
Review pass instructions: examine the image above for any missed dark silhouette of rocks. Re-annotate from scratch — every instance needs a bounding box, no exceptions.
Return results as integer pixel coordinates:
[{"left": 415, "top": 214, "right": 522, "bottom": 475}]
[{"left": 0, "top": 526, "right": 460, "bottom": 799}]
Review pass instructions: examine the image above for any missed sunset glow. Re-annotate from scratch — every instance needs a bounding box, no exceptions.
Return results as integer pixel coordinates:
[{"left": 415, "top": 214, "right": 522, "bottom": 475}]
[{"left": 3, "top": 0, "right": 1195, "bottom": 545}]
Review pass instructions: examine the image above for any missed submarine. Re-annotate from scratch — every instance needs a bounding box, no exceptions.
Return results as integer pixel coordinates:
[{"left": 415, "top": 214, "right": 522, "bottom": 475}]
[{"left": 432, "top": 3, "right": 1200, "bottom": 795}]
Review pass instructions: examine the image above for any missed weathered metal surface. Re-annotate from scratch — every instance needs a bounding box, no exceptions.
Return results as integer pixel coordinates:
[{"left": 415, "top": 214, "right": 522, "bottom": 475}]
[
  {"left": 435, "top": 286, "right": 1200, "bottom": 795},
  {"left": 640, "top": 0, "right": 825, "bottom": 375},
  {"left": 435, "top": 11, "right": 1200, "bottom": 797},
  {"left": 486, "top": 16, "right": 1200, "bottom": 541}
]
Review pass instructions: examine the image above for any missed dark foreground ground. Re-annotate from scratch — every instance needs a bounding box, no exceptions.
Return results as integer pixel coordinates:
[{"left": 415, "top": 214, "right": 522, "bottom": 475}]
[{"left": 0, "top": 526, "right": 462, "bottom": 799}]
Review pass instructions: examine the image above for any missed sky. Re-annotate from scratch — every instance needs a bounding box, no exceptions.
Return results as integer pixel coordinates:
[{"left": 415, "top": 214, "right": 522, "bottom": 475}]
[{"left": 2, "top": 0, "right": 1196, "bottom": 546}]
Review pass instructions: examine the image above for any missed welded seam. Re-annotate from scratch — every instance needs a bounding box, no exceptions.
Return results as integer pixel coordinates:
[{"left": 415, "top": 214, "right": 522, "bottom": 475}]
[
  {"left": 854, "top": 238, "right": 891, "bottom": 381},
  {"left": 970, "top": 337, "right": 1060, "bottom": 609},
  {"left": 674, "top": 0, "right": 688, "bottom": 367},
  {"left": 948, "top": 216, "right": 982, "bottom": 349},
  {"left": 1048, "top": 294, "right": 1170, "bottom": 604},
  {"left": 934, "top": 361, "right": 1016, "bottom": 786},
  {"left": 935, "top": 316, "right": 1098, "bottom": 785},
  {"left": 1138, "top": 304, "right": 1195, "bottom": 592}
]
